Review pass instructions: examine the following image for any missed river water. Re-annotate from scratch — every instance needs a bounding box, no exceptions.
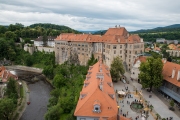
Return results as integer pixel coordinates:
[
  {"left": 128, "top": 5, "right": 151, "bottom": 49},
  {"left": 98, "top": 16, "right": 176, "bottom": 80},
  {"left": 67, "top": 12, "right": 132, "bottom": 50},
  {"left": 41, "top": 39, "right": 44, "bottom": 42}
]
[{"left": 11, "top": 69, "right": 52, "bottom": 120}]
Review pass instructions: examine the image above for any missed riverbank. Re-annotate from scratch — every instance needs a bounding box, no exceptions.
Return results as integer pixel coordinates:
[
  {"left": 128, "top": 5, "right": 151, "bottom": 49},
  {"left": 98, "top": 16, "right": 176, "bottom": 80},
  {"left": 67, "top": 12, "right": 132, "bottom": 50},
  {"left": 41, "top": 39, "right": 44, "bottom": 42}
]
[{"left": 11, "top": 81, "right": 29, "bottom": 120}]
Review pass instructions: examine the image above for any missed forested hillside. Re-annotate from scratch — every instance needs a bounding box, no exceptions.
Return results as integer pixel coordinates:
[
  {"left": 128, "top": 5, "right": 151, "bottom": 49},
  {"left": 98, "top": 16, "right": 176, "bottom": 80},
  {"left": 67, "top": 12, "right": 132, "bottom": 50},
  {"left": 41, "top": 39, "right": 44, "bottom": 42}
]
[
  {"left": 131, "top": 24, "right": 180, "bottom": 42},
  {"left": 0, "top": 23, "right": 80, "bottom": 43}
]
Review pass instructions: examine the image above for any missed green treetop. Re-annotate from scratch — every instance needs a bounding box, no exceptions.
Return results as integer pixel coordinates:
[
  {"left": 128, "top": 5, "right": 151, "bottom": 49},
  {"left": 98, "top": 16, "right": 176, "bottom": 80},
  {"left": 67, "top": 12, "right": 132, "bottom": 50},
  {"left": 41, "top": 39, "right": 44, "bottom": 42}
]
[
  {"left": 110, "top": 56, "right": 125, "bottom": 82},
  {"left": 139, "top": 57, "right": 163, "bottom": 91}
]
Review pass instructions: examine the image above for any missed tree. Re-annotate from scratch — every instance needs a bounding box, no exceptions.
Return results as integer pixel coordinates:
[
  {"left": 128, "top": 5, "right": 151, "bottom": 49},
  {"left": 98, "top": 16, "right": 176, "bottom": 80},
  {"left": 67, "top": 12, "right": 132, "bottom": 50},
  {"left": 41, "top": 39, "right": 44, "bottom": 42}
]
[
  {"left": 43, "top": 65, "right": 54, "bottom": 79},
  {"left": 139, "top": 57, "right": 163, "bottom": 91},
  {"left": 53, "top": 74, "right": 66, "bottom": 88},
  {"left": 110, "top": 56, "right": 125, "bottom": 82},
  {"left": 45, "top": 105, "right": 63, "bottom": 120},
  {"left": 6, "top": 78, "right": 18, "bottom": 104},
  {"left": 0, "top": 98, "right": 16, "bottom": 120}
]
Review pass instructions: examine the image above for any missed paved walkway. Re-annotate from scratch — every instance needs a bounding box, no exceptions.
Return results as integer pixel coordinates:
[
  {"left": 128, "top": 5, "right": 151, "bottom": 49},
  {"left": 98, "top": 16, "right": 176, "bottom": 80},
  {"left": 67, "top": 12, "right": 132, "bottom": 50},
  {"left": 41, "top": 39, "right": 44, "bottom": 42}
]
[
  {"left": 114, "top": 72, "right": 180, "bottom": 120},
  {"left": 114, "top": 80, "right": 154, "bottom": 120}
]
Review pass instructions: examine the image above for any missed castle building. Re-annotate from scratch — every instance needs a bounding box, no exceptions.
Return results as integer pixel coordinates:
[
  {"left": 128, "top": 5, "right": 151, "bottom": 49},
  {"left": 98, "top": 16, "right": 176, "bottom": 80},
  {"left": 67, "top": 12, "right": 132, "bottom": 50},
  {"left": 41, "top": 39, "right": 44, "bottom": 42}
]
[
  {"left": 55, "top": 26, "right": 144, "bottom": 70},
  {"left": 74, "top": 60, "right": 129, "bottom": 120}
]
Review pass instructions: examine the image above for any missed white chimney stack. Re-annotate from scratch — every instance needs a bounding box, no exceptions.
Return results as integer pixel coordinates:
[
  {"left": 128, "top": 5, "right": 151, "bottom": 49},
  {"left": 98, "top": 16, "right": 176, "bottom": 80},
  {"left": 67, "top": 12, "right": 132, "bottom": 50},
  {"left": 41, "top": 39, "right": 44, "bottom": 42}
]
[
  {"left": 177, "top": 70, "right": 180, "bottom": 80},
  {"left": 172, "top": 68, "right": 176, "bottom": 78}
]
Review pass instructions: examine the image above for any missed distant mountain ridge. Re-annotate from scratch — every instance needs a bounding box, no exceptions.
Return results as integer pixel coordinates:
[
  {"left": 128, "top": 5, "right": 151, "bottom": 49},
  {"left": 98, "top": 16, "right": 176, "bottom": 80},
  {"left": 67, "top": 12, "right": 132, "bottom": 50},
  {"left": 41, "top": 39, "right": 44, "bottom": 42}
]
[{"left": 131, "top": 24, "right": 180, "bottom": 33}]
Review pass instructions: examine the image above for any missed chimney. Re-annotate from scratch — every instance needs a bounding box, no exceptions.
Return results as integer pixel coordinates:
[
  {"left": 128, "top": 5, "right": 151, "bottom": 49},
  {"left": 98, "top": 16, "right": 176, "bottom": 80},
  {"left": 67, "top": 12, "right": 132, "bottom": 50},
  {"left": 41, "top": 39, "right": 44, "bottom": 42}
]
[
  {"left": 172, "top": 68, "right": 176, "bottom": 78},
  {"left": 118, "top": 38, "right": 120, "bottom": 43},
  {"left": 177, "top": 70, "right": 180, "bottom": 80}
]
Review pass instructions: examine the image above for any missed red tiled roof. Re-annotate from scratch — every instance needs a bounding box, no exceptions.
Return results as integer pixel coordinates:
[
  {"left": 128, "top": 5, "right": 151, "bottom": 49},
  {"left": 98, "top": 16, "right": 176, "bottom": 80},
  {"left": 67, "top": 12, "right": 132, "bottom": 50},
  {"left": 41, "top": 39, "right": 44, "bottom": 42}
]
[
  {"left": 104, "top": 27, "right": 128, "bottom": 36},
  {"left": 55, "top": 27, "right": 143, "bottom": 44},
  {"left": 74, "top": 61, "right": 118, "bottom": 118},
  {"left": 0, "top": 66, "right": 18, "bottom": 82},
  {"left": 133, "top": 56, "right": 147, "bottom": 64},
  {"left": 162, "top": 61, "right": 180, "bottom": 87}
]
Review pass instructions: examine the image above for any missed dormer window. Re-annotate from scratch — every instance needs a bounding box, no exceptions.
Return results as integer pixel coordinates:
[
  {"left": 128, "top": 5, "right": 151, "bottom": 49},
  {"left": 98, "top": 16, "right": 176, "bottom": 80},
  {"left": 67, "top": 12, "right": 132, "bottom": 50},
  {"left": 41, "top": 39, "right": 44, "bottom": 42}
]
[
  {"left": 88, "top": 72, "right": 92, "bottom": 75},
  {"left": 93, "top": 100, "right": 101, "bottom": 113},
  {"left": 84, "top": 83, "right": 89, "bottom": 87},
  {"left": 86, "top": 76, "right": 91, "bottom": 80},
  {"left": 80, "top": 93, "right": 87, "bottom": 100},
  {"left": 107, "top": 82, "right": 112, "bottom": 87},
  {"left": 109, "top": 94, "right": 115, "bottom": 99}
]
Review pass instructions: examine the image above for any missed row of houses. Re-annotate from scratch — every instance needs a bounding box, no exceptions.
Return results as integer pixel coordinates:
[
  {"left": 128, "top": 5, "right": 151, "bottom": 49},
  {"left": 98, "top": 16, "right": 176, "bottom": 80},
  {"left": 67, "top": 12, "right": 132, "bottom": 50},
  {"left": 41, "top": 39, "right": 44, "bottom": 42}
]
[
  {"left": 156, "top": 38, "right": 179, "bottom": 44},
  {"left": 131, "top": 56, "right": 180, "bottom": 106}
]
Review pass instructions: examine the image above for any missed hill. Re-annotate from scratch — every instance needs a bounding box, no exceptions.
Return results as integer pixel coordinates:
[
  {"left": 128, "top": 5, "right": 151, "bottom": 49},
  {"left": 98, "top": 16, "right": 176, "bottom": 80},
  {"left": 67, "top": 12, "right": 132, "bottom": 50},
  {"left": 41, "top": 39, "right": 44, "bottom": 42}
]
[
  {"left": 29, "top": 23, "right": 80, "bottom": 33},
  {"left": 93, "top": 30, "right": 107, "bottom": 35},
  {"left": 131, "top": 24, "right": 180, "bottom": 33}
]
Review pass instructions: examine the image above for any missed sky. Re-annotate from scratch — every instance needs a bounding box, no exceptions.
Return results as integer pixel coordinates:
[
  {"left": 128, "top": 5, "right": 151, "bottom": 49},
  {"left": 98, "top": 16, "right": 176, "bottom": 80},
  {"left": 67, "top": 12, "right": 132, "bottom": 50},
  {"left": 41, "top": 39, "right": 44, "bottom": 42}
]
[{"left": 0, "top": 0, "right": 180, "bottom": 31}]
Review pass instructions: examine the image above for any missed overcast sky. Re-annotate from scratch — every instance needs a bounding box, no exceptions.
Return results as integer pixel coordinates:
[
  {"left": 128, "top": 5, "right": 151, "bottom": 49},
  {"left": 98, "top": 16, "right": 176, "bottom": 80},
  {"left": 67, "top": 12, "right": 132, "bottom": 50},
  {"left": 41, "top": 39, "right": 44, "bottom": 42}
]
[{"left": 0, "top": 0, "right": 180, "bottom": 31}]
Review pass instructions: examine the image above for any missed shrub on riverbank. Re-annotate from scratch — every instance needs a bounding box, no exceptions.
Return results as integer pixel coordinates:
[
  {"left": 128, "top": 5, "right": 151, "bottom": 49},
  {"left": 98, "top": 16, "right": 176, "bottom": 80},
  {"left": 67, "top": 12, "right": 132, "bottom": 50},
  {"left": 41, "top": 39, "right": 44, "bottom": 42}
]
[{"left": 45, "top": 63, "right": 88, "bottom": 120}]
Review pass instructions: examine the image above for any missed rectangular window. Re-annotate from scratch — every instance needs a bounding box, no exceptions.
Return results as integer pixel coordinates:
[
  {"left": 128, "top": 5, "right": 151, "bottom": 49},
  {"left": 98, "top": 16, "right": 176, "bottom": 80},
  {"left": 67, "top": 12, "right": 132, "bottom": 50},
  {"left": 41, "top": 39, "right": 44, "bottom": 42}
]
[
  {"left": 120, "top": 50, "right": 122, "bottom": 54},
  {"left": 129, "top": 59, "right": 131, "bottom": 62},
  {"left": 78, "top": 44, "right": 80, "bottom": 46},
  {"left": 114, "top": 50, "right": 116, "bottom": 54},
  {"left": 129, "top": 55, "right": 131, "bottom": 58},
  {"left": 82, "top": 48, "right": 84, "bottom": 51},
  {"left": 129, "top": 51, "right": 131, "bottom": 54},
  {"left": 78, "top": 48, "right": 80, "bottom": 50},
  {"left": 113, "top": 45, "right": 116, "bottom": 49},
  {"left": 82, "top": 44, "right": 84, "bottom": 47},
  {"left": 120, "top": 45, "right": 122, "bottom": 49}
]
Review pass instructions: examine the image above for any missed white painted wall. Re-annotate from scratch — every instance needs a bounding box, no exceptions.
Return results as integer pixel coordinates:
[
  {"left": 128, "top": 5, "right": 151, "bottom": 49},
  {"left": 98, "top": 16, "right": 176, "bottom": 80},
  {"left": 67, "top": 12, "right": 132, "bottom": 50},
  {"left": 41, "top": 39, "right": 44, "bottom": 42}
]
[{"left": 130, "top": 60, "right": 141, "bottom": 80}]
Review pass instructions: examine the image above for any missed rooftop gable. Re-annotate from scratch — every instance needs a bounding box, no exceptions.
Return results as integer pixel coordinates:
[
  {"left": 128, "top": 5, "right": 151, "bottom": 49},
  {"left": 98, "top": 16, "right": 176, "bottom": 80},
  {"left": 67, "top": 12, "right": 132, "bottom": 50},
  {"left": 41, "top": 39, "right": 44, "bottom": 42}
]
[{"left": 74, "top": 61, "right": 118, "bottom": 118}]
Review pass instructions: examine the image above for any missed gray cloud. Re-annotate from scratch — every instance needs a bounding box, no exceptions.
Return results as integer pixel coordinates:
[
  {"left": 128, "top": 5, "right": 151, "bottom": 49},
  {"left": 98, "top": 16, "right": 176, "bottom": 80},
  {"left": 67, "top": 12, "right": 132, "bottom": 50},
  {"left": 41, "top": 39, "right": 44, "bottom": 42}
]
[{"left": 0, "top": 0, "right": 180, "bottom": 31}]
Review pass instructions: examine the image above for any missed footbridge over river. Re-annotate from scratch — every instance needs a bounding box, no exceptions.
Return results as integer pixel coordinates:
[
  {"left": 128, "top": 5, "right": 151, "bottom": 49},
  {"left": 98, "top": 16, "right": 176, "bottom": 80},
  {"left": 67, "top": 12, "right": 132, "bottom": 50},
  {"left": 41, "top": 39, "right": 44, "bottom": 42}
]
[
  {"left": 5, "top": 65, "right": 43, "bottom": 73},
  {"left": 5, "top": 66, "right": 43, "bottom": 83}
]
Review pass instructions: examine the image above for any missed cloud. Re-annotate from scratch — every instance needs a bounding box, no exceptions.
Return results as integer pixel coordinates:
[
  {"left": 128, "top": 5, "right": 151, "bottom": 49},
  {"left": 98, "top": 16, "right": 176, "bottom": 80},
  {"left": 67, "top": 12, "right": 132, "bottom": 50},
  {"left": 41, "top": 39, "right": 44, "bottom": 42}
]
[{"left": 0, "top": 0, "right": 180, "bottom": 31}]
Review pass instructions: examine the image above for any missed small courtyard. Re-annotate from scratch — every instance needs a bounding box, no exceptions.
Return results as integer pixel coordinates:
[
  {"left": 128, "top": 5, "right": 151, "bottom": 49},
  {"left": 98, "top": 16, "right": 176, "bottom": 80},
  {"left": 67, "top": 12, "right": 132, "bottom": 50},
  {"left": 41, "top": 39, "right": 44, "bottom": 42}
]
[{"left": 113, "top": 72, "right": 180, "bottom": 120}]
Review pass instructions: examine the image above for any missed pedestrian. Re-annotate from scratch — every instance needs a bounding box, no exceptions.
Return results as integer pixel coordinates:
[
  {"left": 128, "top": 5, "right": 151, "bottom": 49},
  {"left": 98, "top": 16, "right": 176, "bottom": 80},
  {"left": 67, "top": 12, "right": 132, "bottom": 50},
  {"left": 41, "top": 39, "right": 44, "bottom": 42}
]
[
  {"left": 127, "top": 86, "right": 128, "bottom": 90},
  {"left": 127, "top": 101, "right": 128, "bottom": 104},
  {"left": 135, "top": 117, "right": 137, "bottom": 120},
  {"left": 124, "top": 114, "right": 126, "bottom": 117},
  {"left": 167, "top": 118, "right": 168, "bottom": 120},
  {"left": 127, "top": 111, "right": 128, "bottom": 116},
  {"left": 121, "top": 109, "right": 122, "bottom": 113}
]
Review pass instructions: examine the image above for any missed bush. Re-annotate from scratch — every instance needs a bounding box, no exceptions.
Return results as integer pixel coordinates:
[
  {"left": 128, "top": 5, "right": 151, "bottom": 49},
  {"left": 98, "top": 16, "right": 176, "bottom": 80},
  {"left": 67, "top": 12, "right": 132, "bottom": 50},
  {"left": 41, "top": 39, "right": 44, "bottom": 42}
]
[{"left": 169, "top": 107, "right": 175, "bottom": 111}]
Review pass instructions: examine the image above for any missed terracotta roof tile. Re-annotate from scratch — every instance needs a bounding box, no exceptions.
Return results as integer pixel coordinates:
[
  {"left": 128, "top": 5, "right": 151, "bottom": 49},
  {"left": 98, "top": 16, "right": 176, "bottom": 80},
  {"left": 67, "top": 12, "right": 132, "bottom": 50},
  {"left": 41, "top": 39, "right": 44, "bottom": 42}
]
[
  {"left": 55, "top": 27, "right": 142, "bottom": 44},
  {"left": 0, "top": 66, "right": 18, "bottom": 82},
  {"left": 162, "top": 61, "right": 180, "bottom": 87},
  {"left": 74, "top": 61, "right": 118, "bottom": 118},
  {"left": 133, "top": 56, "right": 147, "bottom": 64}
]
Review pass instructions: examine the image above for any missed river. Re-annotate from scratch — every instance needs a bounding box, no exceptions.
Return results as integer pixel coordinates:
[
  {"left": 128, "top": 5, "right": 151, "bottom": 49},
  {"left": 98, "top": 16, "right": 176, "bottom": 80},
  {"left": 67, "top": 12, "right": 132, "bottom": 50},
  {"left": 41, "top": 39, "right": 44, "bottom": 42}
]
[{"left": 10, "top": 69, "right": 52, "bottom": 120}]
